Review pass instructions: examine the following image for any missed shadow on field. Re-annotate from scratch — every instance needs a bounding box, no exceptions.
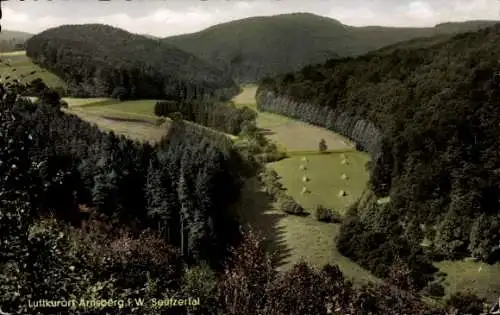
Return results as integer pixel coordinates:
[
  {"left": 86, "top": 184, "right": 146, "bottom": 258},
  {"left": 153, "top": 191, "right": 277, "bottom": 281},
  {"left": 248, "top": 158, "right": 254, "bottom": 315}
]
[
  {"left": 257, "top": 128, "right": 276, "bottom": 136},
  {"left": 100, "top": 115, "right": 158, "bottom": 126},
  {"left": 237, "top": 177, "right": 292, "bottom": 268}
]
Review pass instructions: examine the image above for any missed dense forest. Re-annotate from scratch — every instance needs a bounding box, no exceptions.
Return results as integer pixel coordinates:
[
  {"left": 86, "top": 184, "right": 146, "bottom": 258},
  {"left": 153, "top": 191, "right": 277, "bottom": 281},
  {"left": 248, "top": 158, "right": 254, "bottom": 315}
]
[
  {"left": 257, "top": 24, "right": 500, "bottom": 286},
  {"left": 25, "top": 24, "right": 239, "bottom": 100},
  {"left": 1, "top": 77, "right": 497, "bottom": 315},
  {"left": 164, "top": 13, "right": 498, "bottom": 83}
]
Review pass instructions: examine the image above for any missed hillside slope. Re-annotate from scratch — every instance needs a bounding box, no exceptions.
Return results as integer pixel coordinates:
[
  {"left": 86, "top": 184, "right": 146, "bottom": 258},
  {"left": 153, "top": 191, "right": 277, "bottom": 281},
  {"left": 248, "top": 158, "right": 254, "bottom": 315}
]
[
  {"left": 256, "top": 24, "right": 500, "bottom": 287},
  {"left": 26, "top": 24, "right": 239, "bottom": 100},
  {"left": 0, "top": 30, "right": 32, "bottom": 52},
  {"left": 163, "top": 13, "right": 498, "bottom": 83}
]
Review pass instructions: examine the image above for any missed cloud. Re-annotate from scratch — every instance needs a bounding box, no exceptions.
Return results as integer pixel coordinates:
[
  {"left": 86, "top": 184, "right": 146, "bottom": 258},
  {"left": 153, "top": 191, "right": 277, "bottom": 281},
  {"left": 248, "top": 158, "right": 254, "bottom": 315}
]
[
  {"left": 2, "top": 7, "right": 29, "bottom": 24},
  {"left": 406, "top": 1, "right": 436, "bottom": 20},
  {"left": 1, "top": 0, "right": 499, "bottom": 37}
]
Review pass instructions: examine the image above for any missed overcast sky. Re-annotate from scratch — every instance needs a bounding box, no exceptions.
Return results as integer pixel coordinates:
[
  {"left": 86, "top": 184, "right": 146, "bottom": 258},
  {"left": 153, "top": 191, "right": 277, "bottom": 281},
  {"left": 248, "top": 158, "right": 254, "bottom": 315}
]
[{"left": 2, "top": 0, "right": 499, "bottom": 37}]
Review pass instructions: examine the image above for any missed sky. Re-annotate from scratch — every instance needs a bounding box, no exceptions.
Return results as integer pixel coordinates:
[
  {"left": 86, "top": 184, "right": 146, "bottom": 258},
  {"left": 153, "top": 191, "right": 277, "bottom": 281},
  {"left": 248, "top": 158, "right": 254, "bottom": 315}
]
[{"left": 2, "top": 0, "right": 499, "bottom": 37}]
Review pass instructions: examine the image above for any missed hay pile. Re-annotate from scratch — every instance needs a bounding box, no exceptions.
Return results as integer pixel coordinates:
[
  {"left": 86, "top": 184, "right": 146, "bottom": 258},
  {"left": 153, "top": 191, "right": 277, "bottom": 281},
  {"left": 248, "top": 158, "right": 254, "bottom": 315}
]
[
  {"left": 338, "top": 190, "right": 347, "bottom": 197},
  {"left": 341, "top": 159, "right": 348, "bottom": 165},
  {"left": 340, "top": 173, "right": 348, "bottom": 180},
  {"left": 299, "top": 165, "right": 306, "bottom": 170},
  {"left": 302, "top": 176, "right": 309, "bottom": 182},
  {"left": 301, "top": 186, "right": 309, "bottom": 194}
]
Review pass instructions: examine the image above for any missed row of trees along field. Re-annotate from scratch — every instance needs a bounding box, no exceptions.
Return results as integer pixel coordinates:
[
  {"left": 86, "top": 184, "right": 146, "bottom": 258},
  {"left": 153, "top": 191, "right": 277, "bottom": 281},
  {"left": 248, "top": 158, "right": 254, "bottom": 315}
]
[
  {"left": 25, "top": 24, "right": 239, "bottom": 100},
  {"left": 154, "top": 99, "right": 257, "bottom": 135},
  {"left": 0, "top": 76, "right": 498, "bottom": 314},
  {"left": 257, "top": 24, "right": 500, "bottom": 286}
]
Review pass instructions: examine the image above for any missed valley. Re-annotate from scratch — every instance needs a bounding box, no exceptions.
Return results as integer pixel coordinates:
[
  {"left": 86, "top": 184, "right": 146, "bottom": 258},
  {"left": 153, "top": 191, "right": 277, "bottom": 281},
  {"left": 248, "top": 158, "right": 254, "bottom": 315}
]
[
  {"left": 6, "top": 51, "right": 500, "bottom": 298},
  {"left": 2, "top": 9, "right": 500, "bottom": 313}
]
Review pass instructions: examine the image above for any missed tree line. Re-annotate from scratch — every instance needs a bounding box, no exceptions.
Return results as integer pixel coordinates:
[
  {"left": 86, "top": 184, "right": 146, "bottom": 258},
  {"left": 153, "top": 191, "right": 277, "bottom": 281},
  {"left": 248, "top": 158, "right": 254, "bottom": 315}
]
[
  {"left": 257, "top": 24, "right": 500, "bottom": 287},
  {"left": 154, "top": 99, "right": 257, "bottom": 135}
]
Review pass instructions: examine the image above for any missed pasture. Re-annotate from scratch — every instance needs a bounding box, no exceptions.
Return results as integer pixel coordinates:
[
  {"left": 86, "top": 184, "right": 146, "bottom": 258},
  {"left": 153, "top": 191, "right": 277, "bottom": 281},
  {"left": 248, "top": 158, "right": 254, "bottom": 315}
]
[
  {"left": 0, "top": 51, "right": 65, "bottom": 88},
  {"left": 235, "top": 177, "right": 379, "bottom": 284},
  {"left": 268, "top": 152, "right": 370, "bottom": 213},
  {"left": 435, "top": 260, "right": 500, "bottom": 300},
  {"left": 233, "top": 85, "right": 377, "bottom": 283},
  {"left": 232, "top": 85, "right": 355, "bottom": 151},
  {"left": 64, "top": 106, "right": 169, "bottom": 143}
]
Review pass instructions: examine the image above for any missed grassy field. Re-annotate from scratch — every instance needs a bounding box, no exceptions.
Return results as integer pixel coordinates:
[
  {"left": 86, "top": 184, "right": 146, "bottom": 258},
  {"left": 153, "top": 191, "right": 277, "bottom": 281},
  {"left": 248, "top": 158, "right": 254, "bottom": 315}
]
[
  {"left": 233, "top": 85, "right": 355, "bottom": 151},
  {"left": 0, "top": 51, "right": 65, "bottom": 88},
  {"left": 233, "top": 85, "right": 377, "bottom": 284},
  {"left": 68, "top": 97, "right": 159, "bottom": 116},
  {"left": 435, "top": 260, "right": 500, "bottom": 300},
  {"left": 64, "top": 97, "right": 238, "bottom": 141},
  {"left": 235, "top": 177, "right": 379, "bottom": 284},
  {"left": 64, "top": 106, "right": 169, "bottom": 143},
  {"left": 268, "top": 152, "right": 370, "bottom": 213}
]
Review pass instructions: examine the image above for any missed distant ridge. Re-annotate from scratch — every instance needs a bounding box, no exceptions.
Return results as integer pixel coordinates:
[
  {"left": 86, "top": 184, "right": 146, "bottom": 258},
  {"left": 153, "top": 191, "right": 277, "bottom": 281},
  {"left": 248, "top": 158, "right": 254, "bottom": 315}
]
[
  {"left": 163, "top": 13, "right": 499, "bottom": 83},
  {"left": 0, "top": 29, "right": 32, "bottom": 52}
]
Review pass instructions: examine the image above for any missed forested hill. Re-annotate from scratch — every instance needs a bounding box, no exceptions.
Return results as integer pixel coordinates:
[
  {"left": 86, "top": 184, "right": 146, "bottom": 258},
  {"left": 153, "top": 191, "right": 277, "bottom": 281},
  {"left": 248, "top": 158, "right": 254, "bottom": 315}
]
[
  {"left": 163, "top": 13, "right": 498, "bottom": 83},
  {"left": 256, "top": 24, "right": 500, "bottom": 281},
  {"left": 25, "top": 24, "right": 239, "bottom": 100}
]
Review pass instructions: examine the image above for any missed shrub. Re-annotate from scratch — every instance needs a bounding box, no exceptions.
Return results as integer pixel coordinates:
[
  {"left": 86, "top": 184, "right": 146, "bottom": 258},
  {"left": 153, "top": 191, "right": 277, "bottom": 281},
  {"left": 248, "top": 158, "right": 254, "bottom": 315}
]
[
  {"left": 169, "top": 112, "right": 183, "bottom": 121},
  {"left": 279, "top": 195, "right": 305, "bottom": 215},
  {"left": 423, "top": 282, "right": 445, "bottom": 297},
  {"left": 315, "top": 205, "right": 342, "bottom": 223},
  {"left": 111, "top": 86, "right": 128, "bottom": 101},
  {"left": 319, "top": 138, "right": 327, "bottom": 152},
  {"left": 445, "top": 291, "right": 486, "bottom": 315}
]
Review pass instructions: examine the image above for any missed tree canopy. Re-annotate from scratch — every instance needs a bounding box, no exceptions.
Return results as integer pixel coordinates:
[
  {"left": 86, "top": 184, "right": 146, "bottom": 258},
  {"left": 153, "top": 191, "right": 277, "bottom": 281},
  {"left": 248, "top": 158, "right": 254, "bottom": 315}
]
[{"left": 26, "top": 24, "right": 239, "bottom": 100}]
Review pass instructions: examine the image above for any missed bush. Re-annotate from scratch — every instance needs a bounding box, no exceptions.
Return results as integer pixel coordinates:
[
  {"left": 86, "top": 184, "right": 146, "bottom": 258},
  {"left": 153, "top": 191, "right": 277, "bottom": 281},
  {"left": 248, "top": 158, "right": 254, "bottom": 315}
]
[
  {"left": 169, "top": 112, "right": 183, "bottom": 121},
  {"left": 423, "top": 282, "right": 445, "bottom": 297},
  {"left": 445, "top": 291, "right": 486, "bottom": 315},
  {"left": 279, "top": 195, "right": 305, "bottom": 215},
  {"left": 155, "top": 117, "right": 166, "bottom": 126},
  {"left": 315, "top": 205, "right": 342, "bottom": 223},
  {"left": 318, "top": 138, "right": 327, "bottom": 152},
  {"left": 111, "top": 86, "right": 128, "bottom": 101}
]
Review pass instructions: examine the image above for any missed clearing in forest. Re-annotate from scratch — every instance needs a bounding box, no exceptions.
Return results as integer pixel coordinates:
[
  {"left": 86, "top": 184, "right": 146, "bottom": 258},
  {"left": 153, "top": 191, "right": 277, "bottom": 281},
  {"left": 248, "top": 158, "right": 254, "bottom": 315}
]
[
  {"left": 235, "top": 177, "right": 378, "bottom": 284},
  {"left": 233, "top": 85, "right": 354, "bottom": 152},
  {"left": 268, "top": 152, "right": 370, "bottom": 213},
  {"left": 64, "top": 106, "right": 168, "bottom": 143},
  {"left": 435, "top": 260, "right": 500, "bottom": 300},
  {"left": 0, "top": 51, "right": 65, "bottom": 88},
  {"left": 232, "top": 85, "right": 376, "bottom": 283}
]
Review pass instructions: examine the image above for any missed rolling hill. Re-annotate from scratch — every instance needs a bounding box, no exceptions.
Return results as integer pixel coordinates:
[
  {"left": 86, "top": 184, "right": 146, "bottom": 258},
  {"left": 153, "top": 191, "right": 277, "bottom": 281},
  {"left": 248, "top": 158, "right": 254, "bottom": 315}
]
[
  {"left": 163, "top": 13, "right": 498, "bottom": 83},
  {"left": 256, "top": 23, "right": 500, "bottom": 293},
  {"left": 25, "top": 24, "right": 239, "bottom": 100}
]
